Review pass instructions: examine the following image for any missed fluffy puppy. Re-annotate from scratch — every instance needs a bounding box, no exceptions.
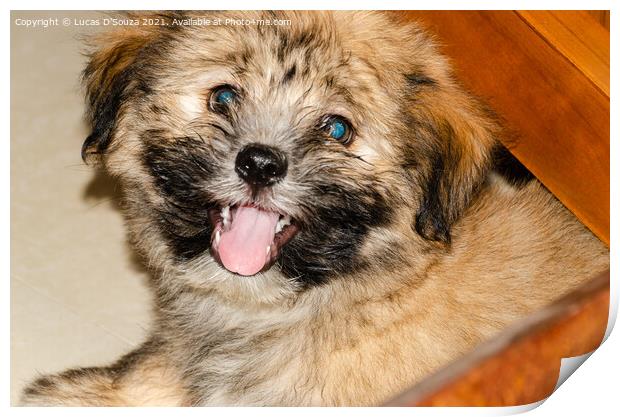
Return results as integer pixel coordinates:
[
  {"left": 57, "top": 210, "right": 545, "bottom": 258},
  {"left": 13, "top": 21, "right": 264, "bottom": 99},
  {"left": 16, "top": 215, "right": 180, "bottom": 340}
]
[{"left": 21, "top": 11, "right": 608, "bottom": 406}]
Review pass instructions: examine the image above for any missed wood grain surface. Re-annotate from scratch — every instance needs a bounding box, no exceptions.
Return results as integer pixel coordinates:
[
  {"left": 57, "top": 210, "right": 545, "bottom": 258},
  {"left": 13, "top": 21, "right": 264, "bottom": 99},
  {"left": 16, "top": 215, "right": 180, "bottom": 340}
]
[
  {"left": 518, "top": 10, "right": 610, "bottom": 95},
  {"left": 587, "top": 10, "right": 610, "bottom": 30}
]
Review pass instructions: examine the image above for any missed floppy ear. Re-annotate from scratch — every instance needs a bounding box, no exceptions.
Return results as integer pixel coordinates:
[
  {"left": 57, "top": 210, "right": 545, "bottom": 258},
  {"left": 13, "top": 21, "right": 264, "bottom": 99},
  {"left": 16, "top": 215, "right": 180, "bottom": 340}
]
[
  {"left": 81, "top": 18, "right": 160, "bottom": 163},
  {"left": 408, "top": 77, "right": 499, "bottom": 243}
]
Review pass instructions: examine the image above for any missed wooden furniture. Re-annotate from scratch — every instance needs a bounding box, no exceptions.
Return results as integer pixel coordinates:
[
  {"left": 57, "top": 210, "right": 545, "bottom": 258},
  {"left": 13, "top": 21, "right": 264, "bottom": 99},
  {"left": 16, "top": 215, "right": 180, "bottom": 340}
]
[
  {"left": 587, "top": 10, "right": 610, "bottom": 30},
  {"left": 384, "top": 11, "right": 610, "bottom": 406}
]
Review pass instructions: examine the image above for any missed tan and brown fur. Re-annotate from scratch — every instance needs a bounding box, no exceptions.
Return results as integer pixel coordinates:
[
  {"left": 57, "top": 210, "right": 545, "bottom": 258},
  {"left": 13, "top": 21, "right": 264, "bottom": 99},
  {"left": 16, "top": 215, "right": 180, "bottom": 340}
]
[{"left": 21, "top": 11, "right": 608, "bottom": 406}]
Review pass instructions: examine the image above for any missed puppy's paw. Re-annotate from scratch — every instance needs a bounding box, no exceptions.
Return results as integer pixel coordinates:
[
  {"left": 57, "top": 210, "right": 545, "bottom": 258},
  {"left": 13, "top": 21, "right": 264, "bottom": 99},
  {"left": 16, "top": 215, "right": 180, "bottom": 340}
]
[{"left": 20, "top": 367, "right": 117, "bottom": 406}]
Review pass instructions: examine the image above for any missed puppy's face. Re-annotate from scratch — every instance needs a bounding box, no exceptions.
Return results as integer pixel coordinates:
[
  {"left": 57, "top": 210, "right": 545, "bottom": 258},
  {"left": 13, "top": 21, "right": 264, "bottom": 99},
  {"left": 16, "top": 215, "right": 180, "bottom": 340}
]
[{"left": 83, "top": 11, "right": 497, "bottom": 303}]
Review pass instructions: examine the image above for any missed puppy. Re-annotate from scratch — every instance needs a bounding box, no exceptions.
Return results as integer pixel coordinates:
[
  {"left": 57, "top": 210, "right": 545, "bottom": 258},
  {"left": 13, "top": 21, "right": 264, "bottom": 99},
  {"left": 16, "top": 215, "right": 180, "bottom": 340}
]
[{"left": 21, "top": 11, "right": 609, "bottom": 406}]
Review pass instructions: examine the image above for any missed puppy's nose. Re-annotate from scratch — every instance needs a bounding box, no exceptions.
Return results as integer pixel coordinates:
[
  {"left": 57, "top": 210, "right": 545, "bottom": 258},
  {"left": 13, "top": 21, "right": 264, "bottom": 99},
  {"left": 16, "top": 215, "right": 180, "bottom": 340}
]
[{"left": 235, "top": 144, "right": 288, "bottom": 187}]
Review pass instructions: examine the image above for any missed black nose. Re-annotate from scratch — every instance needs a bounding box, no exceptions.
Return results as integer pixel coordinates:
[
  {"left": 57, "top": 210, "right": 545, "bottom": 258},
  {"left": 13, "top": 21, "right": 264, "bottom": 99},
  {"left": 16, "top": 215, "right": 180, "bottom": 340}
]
[{"left": 235, "top": 144, "right": 288, "bottom": 187}]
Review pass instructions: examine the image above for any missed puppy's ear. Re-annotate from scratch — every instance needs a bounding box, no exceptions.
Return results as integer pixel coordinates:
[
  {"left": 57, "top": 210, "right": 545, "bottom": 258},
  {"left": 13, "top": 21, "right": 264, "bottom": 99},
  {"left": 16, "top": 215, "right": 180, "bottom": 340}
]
[
  {"left": 407, "top": 76, "right": 498, "bottom": 243},
  {"left": 81, "top": 17, "right": 160, "bottom": 163}
]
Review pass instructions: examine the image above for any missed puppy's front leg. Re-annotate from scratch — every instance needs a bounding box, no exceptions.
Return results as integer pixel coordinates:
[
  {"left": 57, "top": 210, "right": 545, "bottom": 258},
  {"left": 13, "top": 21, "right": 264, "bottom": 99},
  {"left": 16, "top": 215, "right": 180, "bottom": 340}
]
[{"left": 20, "top": 338, "right": 188, "bottom": 406}]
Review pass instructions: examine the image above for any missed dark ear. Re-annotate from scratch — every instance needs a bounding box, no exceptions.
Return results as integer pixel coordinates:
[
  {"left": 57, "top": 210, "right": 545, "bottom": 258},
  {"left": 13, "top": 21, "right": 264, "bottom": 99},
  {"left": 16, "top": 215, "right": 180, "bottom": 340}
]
[
  {"left": 81, "top": 19, "right": 159, "bottom": 163},
  {"left": 409, "top": 79, "right": 498, "bottom": 243}
]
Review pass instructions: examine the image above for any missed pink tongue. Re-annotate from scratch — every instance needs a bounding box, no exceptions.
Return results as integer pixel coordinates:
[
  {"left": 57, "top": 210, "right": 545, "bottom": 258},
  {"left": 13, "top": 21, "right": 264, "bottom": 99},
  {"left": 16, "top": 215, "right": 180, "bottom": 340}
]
[{"left": 217, "top": 206, "right": 280, "bottom": 276}]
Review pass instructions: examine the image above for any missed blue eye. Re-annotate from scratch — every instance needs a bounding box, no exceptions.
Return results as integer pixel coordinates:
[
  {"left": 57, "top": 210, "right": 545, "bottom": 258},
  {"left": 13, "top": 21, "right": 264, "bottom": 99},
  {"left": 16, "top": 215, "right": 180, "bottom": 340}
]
[
  {"left": 216, "top": 89, "right": 235, "bottom": 104},
  {"left": 324, "top": 116, "right": 353, "bottom": 144},
  {"left": 210, "top": 85, "right": 238, "bottom": 112},
  {"left": 330, "top": 120, "right": 346, "bottom": 139}
]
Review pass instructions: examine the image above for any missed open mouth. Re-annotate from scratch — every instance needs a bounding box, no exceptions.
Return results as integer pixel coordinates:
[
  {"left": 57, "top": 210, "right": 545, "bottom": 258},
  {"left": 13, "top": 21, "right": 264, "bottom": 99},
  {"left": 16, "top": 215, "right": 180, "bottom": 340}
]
[{"left": 208, "top": 205, "right": 300, "bottom": 276}]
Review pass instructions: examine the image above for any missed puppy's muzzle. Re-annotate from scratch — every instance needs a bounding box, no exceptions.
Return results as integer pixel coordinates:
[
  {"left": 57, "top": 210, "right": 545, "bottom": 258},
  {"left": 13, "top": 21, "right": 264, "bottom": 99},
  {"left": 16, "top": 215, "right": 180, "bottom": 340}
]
[
  {"left": 209, "top": 143, "right": 298, "bottom": 276},
  {"left": 235, "top": 143, "right": 288, "bottom": 187}
]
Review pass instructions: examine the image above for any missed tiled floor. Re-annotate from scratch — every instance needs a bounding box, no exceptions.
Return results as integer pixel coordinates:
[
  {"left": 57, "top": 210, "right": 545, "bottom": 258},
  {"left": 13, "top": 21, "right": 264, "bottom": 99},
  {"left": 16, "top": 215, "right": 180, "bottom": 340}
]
[{"left": 10, "top": 11, "right": 152, "bottom": 404}]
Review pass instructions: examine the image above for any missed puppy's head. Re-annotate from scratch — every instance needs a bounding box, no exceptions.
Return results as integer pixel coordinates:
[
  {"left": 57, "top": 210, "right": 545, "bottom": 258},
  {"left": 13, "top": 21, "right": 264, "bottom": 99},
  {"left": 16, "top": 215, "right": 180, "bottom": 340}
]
[{"left": 82, "top": 11, "right": 498, "bottom": 304}]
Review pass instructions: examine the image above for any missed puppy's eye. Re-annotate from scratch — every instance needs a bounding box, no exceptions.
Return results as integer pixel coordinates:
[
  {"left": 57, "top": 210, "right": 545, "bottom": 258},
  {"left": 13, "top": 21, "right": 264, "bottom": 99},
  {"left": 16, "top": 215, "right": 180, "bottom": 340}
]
[
  {"left": 209, "top": 85, "right": 239, "bottom": 112},
  {"left": 322, "top": 116, "right": 354, "bottom": 145}
]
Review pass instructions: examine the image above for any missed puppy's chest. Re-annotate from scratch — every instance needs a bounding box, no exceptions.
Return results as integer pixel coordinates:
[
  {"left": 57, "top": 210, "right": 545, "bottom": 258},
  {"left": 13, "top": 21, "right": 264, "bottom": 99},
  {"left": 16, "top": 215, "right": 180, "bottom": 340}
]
[
  {"left": 169, "top": 297, "right": 425, "bottom": 405},
  {"left": 173, "top": 306, "right": 324, "bottom": 405}
]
